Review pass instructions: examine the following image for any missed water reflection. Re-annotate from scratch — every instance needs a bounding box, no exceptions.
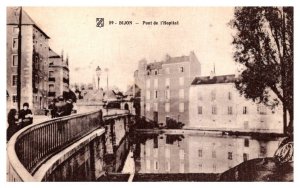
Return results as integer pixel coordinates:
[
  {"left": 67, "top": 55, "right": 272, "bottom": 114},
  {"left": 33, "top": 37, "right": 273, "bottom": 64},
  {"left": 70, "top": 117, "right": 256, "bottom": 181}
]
[{"left": 133, "top": 133, "right": 280, "bottom": 174}]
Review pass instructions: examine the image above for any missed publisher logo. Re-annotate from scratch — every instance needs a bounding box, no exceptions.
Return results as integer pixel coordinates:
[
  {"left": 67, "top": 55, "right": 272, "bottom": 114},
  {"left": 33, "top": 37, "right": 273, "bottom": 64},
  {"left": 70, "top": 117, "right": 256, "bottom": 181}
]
[{"left": 96, "top": 18, "right": 104, "bottom": 28}]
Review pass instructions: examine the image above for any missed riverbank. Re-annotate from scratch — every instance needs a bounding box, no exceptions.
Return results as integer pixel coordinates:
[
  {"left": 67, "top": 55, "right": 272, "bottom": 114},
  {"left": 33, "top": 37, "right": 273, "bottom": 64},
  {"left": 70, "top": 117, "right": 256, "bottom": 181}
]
[
  {"left": 135, "top": 128, "right": 285, "bottom": 139},
  {"left": 218, "top": 157, "right": 293, "bottom": 181}
]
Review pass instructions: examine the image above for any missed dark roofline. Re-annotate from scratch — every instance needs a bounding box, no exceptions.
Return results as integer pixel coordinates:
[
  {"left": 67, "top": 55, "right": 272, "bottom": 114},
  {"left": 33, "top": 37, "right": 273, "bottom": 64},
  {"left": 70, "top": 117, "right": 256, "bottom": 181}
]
[
  {"left": 7, "top": 8, "right": 50, "bottom": 39},
  {"left": 191, "top": 74, "right": 236, "bottom": 85}
]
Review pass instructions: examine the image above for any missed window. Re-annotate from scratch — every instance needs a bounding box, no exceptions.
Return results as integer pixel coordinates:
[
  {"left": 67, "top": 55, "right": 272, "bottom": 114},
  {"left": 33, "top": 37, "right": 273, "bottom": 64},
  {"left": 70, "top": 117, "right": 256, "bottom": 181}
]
[
  {"left": 165, "top": 103, "right": 170, "bottom": 112},
  {"left": 12, "top": 75, "right": 17, "bottom": 86},
  {"left": 211, "top": 90, "right": 216, "bottom": 101},
  {"left": 228, "top": 106, "right": 233, "bottom": 115},
  {"left": 153, "top": 103, "right": 158, "bottom": 111},
  {"left": 198, "top": 106, "right": 202, "bottom": 114},
  {"left": 165, "top": 78, "right": 170, "bottom": 88},
  {"left": 12, "top": 95, "right": 18, "bottom": 103},
  {"left": 154, "top": 90, "right": 158, "bottom": 99},
  {"left": 146, "top": 79, "right": 150, "bottom": 88},
  {"left": 179, "top": 89, "right": 184, "bottom": 99},
  {"left": 179, "top": 103, "right": 184, "bottom": 112},
  {"left": 228, "top": 92, "right": 232, "bottom": 100},
  {"left": 212, "top": 151, "right": 216, "bottom": 158},
  {"left": 13, "top": 27, "right": 19, "bottom": 34},
  {"left": 243, "top": 153, "right": 249, "bottom": 162},
  {"left": 243, "top": 106, "right": 248, "bottom": 114},
  {"left": 12, "top": 38, "right": 18, "bottom": 49},
  {"left": 212, "top": 105, "right": 217, "bottom": 115},
  {"left": 198, "top": 149, "right": 203, "bottom": 157},
  {"left": 154, "top": 78, "right": 158, "bottom": 88},
  {"left": 154, "top": 70, "right": 158, "bottom": 75},
  {"left": 197, "top": 91, "right": 202, "bottom": 100},
  {"left": 165, "top": 89, "right": 170, "bottom": 100},
  {"left": 179, "top": 77, "right": 184, "bottom": 86},
  {"left": 12, "top": 55, "right": 18, "bottom": 66},
  {"left": 165, "top": 67, "right": 170, "bottom": 74},
  {"left": 154, "top": 160, "right": 159, "bottom": 170},
  {"left": 228, "top": 152, "right": 233, "bottom": 160},
  {"left": 146, "top": 90, "right": 150, "bottom": 100},
  {"left": 180, "top": 67, "right": 184, "bottom": 72},
  {"left": 146, "top": 103, "right": 150, "bottom": 112},
  {"left": 244, "top": 139, "right": 249, "bottom": 147}
]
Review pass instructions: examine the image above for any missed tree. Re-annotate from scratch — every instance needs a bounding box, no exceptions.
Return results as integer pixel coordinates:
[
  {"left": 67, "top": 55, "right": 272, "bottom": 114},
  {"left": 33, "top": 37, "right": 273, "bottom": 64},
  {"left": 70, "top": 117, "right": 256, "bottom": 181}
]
[{"left": 230, "top": 7, "right": 293, "bottom": 136}]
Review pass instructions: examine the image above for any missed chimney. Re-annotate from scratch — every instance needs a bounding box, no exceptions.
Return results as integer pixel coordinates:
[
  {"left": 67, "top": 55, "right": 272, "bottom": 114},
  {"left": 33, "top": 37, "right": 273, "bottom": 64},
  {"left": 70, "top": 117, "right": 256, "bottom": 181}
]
[{"left": 210, "top": 63, "right": 216, "bottom": 79}]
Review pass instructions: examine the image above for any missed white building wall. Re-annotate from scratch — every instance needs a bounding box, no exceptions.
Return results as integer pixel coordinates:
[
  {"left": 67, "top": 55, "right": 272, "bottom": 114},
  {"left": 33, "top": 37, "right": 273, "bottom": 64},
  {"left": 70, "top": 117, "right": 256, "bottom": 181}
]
[{"left": 189, "top": 83, "right": 283, "bottom": 133}]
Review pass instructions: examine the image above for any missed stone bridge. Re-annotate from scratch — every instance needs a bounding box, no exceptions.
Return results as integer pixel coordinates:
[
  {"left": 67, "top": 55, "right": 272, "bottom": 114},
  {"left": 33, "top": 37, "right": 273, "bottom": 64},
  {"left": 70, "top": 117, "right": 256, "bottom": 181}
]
[{"left": 7, "top": 109, "right": 133, "bottom": 181}]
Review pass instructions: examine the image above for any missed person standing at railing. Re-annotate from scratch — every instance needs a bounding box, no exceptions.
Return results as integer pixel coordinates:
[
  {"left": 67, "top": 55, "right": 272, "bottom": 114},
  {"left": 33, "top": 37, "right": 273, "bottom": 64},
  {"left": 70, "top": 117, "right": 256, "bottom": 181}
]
[
  {"left": 49, "top": 99, "right": 57, "bottom": 118},
  {"left": 55, "top": 96, "right": 65, "bottom": 117},
  {"left": 18, "top": 102, "right": 33, "bottom": 128},
  {"left": 63, "top": 99, "right": 73, "bottom": 116},
  {"left": 7, "top": 108, "right": 19, "bottom": 141}
]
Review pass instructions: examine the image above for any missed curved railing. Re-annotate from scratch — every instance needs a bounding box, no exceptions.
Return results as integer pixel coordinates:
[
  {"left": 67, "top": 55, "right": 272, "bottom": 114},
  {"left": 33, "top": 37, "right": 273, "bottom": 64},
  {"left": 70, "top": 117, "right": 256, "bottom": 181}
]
[{"left": 7, "top": 109, "right": 129, "bottom": 181}]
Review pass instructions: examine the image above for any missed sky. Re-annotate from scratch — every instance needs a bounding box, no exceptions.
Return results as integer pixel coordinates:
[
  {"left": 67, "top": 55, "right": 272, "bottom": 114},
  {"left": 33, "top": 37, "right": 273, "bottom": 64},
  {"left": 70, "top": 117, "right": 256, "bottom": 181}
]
[{"left": 24, "top": 7, "right": 237, "bottom": 91}]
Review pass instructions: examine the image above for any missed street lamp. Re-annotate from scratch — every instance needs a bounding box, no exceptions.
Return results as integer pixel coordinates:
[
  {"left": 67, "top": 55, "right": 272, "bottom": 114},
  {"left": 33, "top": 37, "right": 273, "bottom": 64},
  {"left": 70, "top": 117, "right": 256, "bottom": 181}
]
[
  {"left": 96, "top": 66, "right": 101, "bottom": 90},
  {"left": 104, "top": 68, "right": 109, "bottom": 114}
]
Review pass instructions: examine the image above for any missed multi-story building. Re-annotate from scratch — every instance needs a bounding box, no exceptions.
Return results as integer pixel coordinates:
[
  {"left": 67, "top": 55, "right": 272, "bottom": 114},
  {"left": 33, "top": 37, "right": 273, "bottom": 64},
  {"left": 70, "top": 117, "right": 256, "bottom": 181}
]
[
  {"left": 188, "top": 74, "right": 283, "bottom": 133},
  {"left": 136, "top": 133, "right": 279, "bottom": 174},
  {"left": 48, "top": 49, "right": 70, "bottom": 102},
  {"left": 134, "top": 51, "right": 201, "bottom": 125},
  {"left": 138, "top": 134, "right": 189, "bottom": 173},
  {"left": 7, "top": 7, "right": 50, "bottom": 114},
  {"left": 188, "top": 134, "right": 279, "bottom": 173}
]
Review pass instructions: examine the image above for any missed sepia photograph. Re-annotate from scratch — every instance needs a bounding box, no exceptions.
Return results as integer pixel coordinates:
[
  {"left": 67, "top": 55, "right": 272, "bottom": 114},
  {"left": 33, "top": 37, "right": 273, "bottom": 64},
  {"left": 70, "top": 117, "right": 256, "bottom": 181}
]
[{"left": 5, "top": 5, "right": 293, "bottom": 182}]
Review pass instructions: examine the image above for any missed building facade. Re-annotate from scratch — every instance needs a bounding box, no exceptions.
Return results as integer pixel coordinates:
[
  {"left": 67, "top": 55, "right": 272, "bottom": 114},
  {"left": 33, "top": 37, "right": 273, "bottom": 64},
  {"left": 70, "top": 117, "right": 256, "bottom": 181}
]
[
  {"left": 7, "top": 7, "right": 50, "bottom": 114},
  {"left": 48, "top": 49, "right": 70, "bottom": 103},
  {"left": 188, "top": 74, "right": 283, "bottom": 133},
  {"left": 138, "top": 134, "right": 189, "bottom": 173},
  {"left": 135, "top": 51, "right": 201, "bottom": 125}
]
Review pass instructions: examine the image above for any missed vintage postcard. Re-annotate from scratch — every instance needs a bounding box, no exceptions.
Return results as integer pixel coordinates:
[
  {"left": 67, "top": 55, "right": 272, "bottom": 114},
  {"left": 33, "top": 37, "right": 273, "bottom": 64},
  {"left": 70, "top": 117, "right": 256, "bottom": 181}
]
[{"left": 6, "top": 6, "right": 293, "bottom": 182}]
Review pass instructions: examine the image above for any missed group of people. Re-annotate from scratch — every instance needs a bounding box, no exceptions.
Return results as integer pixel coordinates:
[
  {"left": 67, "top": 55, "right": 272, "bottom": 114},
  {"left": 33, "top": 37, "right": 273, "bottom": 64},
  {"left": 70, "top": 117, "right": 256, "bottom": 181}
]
[
  {"left": 7, "top": 102, "right": 33, "bottom": 141},
  {"left": 48, "top": 96, "right": 74, "bottom": 118},
  {"left": 7, "top": 97, "right": 75, "bottom": 142}
]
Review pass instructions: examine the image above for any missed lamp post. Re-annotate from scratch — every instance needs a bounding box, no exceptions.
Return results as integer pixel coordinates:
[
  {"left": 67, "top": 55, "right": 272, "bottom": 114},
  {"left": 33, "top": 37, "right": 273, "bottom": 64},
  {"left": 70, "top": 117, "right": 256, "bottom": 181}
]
[
  {"left": 105, "top": 68, "right": 109, "bottom": 114},
  {"left": 96, "top": 66, "right": 101, "bottom": 90}
]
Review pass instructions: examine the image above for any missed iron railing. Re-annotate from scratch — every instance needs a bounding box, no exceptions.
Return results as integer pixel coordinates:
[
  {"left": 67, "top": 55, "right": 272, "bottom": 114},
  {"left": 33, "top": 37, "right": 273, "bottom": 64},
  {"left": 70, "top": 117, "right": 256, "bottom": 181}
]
[{"left": 14, "top": 110, "right": 103, "bottom": 174}]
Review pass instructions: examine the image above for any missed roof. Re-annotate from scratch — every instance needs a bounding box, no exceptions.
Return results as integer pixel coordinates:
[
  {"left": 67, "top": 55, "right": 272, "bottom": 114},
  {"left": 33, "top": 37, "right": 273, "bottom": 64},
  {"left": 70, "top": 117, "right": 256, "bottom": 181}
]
[
  {"left": 164, "top": 55, "right": 190, "bottom": 64},
  {"left": 191, "top": 74, "right": 236, "bottom": 85},
  {"left": 7, "top": 7, "right": 50, "bottom": 39},
  {"left": 147, "top": 61, "right": 163, "bottom": 70},
  {"left": 48, "top": 48, "right": 60, "bottom": 58},
  {"left": 125, "top": 84, "right": 141, "bottom": 96},
  {"left": 146, "top": 54, "right": 190, "bottom": 70}
]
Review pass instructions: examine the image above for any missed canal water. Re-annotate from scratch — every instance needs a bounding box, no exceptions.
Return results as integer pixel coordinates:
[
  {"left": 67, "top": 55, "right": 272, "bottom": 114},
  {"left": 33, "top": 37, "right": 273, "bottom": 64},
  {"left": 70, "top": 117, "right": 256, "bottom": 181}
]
[{"left": 44, "top": 122, "right": 281, "bottom": 181}]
